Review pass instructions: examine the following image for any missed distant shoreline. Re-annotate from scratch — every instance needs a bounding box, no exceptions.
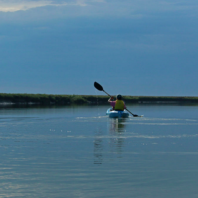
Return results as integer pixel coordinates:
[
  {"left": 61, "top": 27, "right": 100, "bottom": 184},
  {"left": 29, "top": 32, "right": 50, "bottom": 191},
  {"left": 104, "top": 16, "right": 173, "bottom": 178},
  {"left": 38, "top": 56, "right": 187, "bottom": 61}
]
[{"left": 0, "top": 93, "right": 198, "bottom": 106}]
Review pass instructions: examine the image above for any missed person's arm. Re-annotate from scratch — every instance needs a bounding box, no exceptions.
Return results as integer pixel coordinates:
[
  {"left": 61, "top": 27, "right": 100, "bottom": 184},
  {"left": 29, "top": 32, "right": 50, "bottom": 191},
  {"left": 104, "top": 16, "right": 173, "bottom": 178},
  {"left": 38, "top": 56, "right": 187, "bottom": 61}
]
[{"left": 108, "top": 96, "right": 114, "bottom": 102}]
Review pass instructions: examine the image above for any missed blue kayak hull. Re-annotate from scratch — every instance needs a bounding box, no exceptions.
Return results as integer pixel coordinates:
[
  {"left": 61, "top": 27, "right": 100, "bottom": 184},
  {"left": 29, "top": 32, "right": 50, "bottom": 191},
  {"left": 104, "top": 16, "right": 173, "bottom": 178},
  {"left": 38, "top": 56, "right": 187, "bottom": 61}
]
[{"left": 106, "top": 108, "right": 129, "bottom": 118}]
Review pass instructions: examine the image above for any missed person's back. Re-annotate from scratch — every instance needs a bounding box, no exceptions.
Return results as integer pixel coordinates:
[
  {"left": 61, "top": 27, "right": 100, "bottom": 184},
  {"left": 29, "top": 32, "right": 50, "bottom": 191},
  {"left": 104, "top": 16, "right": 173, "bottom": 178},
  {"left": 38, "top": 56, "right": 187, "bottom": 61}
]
[{"left": 108, "top": 94, "right": 126, "bottom": 111}]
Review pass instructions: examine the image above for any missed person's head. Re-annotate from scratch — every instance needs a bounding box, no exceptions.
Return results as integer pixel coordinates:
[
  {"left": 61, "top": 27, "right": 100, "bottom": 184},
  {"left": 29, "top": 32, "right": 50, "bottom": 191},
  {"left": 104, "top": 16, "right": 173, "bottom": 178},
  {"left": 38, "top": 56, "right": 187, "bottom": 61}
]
[{"left": 116, "top": 94, "right": 122, "bottom": 100}]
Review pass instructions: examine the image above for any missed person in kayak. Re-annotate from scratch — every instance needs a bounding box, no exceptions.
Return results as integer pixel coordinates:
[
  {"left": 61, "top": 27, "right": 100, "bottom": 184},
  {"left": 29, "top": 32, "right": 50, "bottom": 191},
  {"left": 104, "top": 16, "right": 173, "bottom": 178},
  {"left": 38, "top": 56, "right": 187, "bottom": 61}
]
[{"left": 108, "top": 94, "right": 126, "bottom": 111}]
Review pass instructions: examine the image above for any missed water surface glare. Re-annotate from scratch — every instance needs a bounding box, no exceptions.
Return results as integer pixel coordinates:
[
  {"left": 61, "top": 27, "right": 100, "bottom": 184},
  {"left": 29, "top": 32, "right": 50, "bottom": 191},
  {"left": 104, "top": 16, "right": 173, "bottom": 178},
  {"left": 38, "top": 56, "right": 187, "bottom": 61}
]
[{"left": 0, "top": 105, "right": 198, "bottom": 198}]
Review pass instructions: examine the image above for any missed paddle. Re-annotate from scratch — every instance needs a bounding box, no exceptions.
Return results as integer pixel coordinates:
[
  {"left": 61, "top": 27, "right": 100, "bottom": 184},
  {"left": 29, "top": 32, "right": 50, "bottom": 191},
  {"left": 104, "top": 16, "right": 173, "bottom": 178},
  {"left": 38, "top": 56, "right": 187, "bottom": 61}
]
[{"left": 94, "top": 82, "right": 139, "bottom": 117}]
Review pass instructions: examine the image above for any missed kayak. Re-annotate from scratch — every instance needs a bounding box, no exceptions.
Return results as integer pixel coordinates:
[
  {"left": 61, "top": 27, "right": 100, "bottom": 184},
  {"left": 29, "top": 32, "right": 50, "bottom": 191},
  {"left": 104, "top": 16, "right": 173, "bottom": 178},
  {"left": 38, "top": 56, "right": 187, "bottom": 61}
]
[{"left": 106, "top": 108, "right": 129, "bottom": 118}]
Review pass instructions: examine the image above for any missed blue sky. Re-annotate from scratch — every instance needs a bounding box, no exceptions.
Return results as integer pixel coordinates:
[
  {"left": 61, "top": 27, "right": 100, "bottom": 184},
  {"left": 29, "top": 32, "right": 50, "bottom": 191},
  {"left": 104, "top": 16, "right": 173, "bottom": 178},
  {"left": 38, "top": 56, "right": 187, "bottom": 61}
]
[{"left": 0, "top": 0, "right": 197, "bottom": 96}]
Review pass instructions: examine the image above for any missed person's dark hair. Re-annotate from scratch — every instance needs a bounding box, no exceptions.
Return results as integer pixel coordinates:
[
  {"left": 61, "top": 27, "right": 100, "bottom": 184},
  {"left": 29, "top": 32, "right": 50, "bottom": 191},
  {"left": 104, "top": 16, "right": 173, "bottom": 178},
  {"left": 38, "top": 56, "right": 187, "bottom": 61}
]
[{"left": 116, "top": 94, "right": 122, "bottom": 100}]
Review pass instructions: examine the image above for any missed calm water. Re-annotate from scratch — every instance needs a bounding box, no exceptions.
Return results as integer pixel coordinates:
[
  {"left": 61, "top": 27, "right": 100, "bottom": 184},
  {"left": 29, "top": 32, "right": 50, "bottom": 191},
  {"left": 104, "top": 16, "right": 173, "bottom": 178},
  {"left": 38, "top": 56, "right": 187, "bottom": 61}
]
[{"left": 0, "top": 105, "right": 198, "bottom": 198}]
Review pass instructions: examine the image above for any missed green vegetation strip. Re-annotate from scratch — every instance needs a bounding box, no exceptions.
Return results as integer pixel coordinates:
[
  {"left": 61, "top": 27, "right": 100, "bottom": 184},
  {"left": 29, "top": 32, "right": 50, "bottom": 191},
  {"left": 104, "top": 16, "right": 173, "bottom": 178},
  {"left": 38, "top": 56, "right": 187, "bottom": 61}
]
[{"left": 0, "top": 93, "right": 198, "bottom": 105}]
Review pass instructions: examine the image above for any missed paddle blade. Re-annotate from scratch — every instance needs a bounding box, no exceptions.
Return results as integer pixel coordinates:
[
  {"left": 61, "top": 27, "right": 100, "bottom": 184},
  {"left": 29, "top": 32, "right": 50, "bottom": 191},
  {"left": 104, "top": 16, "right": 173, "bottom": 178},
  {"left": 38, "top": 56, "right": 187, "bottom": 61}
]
[
  {"left": 94, "top": 82, "right": 104, "bottom": 91},
  {"left": 133, "top": 114, "right": 138, "bottom": 117}
]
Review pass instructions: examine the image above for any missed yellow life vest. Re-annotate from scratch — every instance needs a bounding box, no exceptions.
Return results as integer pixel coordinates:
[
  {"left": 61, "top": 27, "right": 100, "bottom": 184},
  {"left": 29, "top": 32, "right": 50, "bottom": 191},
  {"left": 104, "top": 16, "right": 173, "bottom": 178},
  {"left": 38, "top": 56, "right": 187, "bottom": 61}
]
[{"left": 114, "top": 100, "right": 125, "bottom": 111}]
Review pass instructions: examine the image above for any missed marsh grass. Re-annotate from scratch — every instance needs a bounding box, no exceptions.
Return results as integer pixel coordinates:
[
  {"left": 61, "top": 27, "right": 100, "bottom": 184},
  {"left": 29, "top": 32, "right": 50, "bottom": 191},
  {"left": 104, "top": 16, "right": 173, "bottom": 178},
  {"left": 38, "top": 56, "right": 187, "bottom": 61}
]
[{"left": 0, "top": 93, "right": 198, "bottom": 105}]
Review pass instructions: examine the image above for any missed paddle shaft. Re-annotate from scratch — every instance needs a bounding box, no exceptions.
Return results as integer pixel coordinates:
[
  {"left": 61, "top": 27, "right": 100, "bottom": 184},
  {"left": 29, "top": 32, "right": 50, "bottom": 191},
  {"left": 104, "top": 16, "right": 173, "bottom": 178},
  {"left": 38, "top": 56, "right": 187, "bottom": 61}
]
[
  {"left": 103, "top": 90, "right": 111, "bottom": 97},
  {"left": 125, "top": 108, "right": 137, "bottom": 117}
]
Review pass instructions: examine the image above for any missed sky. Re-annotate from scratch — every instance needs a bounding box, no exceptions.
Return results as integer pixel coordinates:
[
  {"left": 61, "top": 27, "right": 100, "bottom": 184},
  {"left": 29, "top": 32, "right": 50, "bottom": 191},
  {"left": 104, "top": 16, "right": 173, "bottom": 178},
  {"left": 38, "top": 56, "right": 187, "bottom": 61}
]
[{"left": 0, "top": 0, "right": 197, "bottom": 96}]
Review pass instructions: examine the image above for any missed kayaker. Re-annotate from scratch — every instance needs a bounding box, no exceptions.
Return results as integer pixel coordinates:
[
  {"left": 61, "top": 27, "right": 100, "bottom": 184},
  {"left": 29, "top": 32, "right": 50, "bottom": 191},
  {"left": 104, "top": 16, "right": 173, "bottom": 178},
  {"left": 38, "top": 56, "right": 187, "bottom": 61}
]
[{"left": 108, "top": 94, "right": 126, "bottom": 111}]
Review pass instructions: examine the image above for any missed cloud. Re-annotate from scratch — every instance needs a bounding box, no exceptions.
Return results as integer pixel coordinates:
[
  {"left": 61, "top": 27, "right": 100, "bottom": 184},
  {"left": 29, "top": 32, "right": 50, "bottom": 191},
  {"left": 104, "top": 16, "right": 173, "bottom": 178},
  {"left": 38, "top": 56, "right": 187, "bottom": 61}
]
[
  {"left": 0, "top": 0, "right": 102, "bottom": 12},
  {"left": 0, "top": 0, "right": 108, "bottom": 12},
  {"left": 0, "top": 0, "right": 63, "bottom": 12},
  {"left": 0, "top": 0, "right": 197, "bottom": 19}
]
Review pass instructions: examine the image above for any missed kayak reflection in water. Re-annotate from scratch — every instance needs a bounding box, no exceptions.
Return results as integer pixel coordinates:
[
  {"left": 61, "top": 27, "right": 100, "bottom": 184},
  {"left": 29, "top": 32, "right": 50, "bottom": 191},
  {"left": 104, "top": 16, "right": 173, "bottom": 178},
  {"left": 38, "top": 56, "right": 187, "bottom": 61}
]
[
  {"left": 108, "top": 94, "right": 126, "bottom": 111},
  {"left": 109, "top": 118, "right": 126, "bottom": 133}
]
